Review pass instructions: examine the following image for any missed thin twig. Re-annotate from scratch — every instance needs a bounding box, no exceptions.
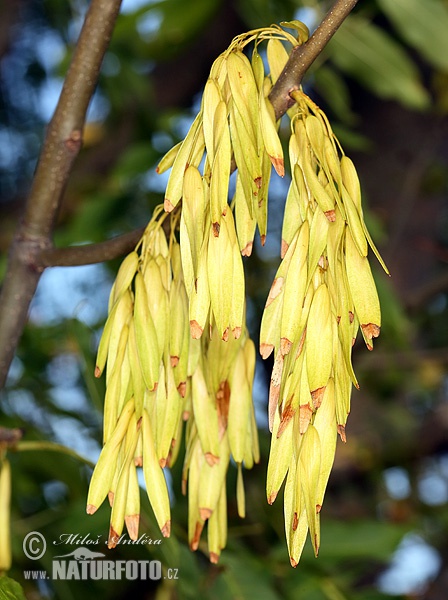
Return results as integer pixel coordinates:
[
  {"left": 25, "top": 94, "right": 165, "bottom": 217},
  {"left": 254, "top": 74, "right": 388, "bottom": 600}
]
[
  {"left": 38, "top": 227, "right": 145, "bottom": 267},
  {"left": 0, "top": 0, "right": 123, "bottom": 390},
  {"left": 269, "top": 0, "right": 359, "bottom": 118}
]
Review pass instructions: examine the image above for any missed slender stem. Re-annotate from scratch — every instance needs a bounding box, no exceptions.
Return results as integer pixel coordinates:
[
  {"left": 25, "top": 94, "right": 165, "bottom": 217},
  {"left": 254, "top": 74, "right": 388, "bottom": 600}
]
[
  {"left": 38, "top": 227, "right": 145, "bottom": 268},
  {"left": 0, "top": 0, "right": 123, "bottom": 390},
  {"left": 269, "top": 0, "right": 359, "bottom": 118},
  {"left": 14, "top": 441, "right": 95, "bottom": 469}
]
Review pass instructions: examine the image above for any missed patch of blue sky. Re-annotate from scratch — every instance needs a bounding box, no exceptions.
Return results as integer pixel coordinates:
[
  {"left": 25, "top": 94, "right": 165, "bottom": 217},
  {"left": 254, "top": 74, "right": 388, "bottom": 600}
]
[
  {"left": 3, "top": 389, "right": 53, "bottom": 434},
  {"left": 121, "top": 0, "right": 160, "bottom": 14},
  {"left": 0, "top": 127, "right": 26, "bottom": 168},
  {"left": 29, "top": 264, "right": 112, "bottom": 327},
  {"left": 34, "top": 29, "right": 65, "bottom": 73},
  {"left": 136, "top": 9, "right": 164, "bottom": 42},
  {"left": 293, "top": 7, "right": 319, "bottom": 33},
  {"left": 418, "top": 456, "right": 448, "bottom": 506},
  {"left": 378, "top": 533, "right": 441, "bottom": 596},
  {"left": 50, "top": 414, "right": 101, "bottom": 462},
  {"left": 383, "top": 466, "right": 411, "bottom": 500}
]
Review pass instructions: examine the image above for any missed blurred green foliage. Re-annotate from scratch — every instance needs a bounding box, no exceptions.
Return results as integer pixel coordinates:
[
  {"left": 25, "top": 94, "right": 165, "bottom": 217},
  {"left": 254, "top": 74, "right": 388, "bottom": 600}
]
[{"left": 1, "top": 0, "right": 448, "bottom": 598}]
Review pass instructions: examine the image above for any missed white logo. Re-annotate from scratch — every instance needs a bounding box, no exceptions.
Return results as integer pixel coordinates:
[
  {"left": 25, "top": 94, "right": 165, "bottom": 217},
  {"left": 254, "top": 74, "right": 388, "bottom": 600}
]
[
  {"left": 23, "top": 531, "right": 47, "bottom": 561},
  {"left": 54, "top": 547, "right": 106, "bottom": 561}
]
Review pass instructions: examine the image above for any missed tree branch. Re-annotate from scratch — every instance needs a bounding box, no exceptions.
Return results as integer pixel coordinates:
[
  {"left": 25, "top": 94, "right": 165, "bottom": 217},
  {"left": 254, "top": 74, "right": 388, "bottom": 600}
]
[
  {"left": 269, "top": 0, "right": 360, "bottom": 118},
  {"left": 0, "top": 0, "right": 123, "bottom": 390},
  {"left": 38, "top": 228, "right": 145, "bottom": 268}
]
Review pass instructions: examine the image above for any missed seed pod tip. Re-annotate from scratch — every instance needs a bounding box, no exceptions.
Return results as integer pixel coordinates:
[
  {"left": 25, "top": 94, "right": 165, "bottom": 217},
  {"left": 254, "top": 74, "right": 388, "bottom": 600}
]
[
  {"left": 161, "top": 520, "right": 171, "bottom": 538},
  {"left": 86, "top": 504, "right": 97, "bottom": 515}
]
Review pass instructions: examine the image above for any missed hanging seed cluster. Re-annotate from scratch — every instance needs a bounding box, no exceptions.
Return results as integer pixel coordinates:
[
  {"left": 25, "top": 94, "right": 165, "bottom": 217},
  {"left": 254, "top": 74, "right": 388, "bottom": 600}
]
[
  {"left": 87, "top": 213, "right": 258, "bottom": 562},
  {"left": 88, "top": 21, "right": 388, "bottom": 566}
]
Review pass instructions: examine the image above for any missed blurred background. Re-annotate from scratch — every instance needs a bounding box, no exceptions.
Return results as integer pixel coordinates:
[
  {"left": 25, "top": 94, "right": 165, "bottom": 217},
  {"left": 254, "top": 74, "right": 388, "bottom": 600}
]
[{"left": 1, "top": 0, "right": 448, "bottom": 598}]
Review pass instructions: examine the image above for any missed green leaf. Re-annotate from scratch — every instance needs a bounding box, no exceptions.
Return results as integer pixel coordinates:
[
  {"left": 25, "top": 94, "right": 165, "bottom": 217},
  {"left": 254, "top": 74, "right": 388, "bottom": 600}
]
[
  {"left": 378, "top": 0, "right": 448, "bottom": 71},
  {"left": 313, "top": 65, "right": 357, "bottom": 125},
  {"left": 0, "top": 577, "right": 27, "bottom": 600},
  {"left": 210, "top": 550, "right": 282, "bottom": 600},
  {"left": 311, "top": 519, "right": 407, "bottom": 561},
  {"left": 328, "top": 16, "right": 430, "bottom": 110},
  {"left": 114, "top": 0, "right": 221, "bottom": 60}
]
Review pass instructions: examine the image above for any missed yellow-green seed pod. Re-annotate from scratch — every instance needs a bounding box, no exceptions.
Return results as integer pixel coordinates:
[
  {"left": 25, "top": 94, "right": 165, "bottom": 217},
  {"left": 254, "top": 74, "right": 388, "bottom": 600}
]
[
  {"left": 164, "top": 112, "right": 203, "bottom": 212},
  {"left": 87, "top": 398, "right": 135, "bottom": 514},
  {"left": 344, "top": 229, "right": 381, "bottom": 349},
  {"left": 0, "top": 459, "right": 12, "bottom": 572},
  {"left": 191, "top": 365, "right": 220, "bottom": 462},
  {"left": 142, "top": 410, "right": 171, "bottom": 537},
  {"left": 306, "top": 283, "right": 333, "bottom": 404},
  {"left": 197, "top": 433, "right": 230, "bottom": 522},
  {"left": 298, "top": 424, "right": 321, "bottom": 557},
  {"left": 267, "top": 38, "right": 289, "bottom": 85},
  {"left": 133, "top": 272, "right": 161, "bottom": 391}
]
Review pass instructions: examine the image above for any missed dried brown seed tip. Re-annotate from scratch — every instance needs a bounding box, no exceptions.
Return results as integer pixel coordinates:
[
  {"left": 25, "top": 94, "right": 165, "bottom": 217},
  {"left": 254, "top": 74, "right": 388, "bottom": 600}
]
[
  {"left": 212, "top": 222, "right": 220, "bottom": 237},
  {"left": 299, "top": 404, "right": 313, "bottom": 434},
  {"left": 260, "top": 343, "right": 274, "bottom": 360},
  {"left": 199, "top": 507, "right": 212, "bottom": 521},
  {"left": 161, "top": 520, "right": 171, "bottom": 538},
  {"left": 281, "top": 239, "right": 289, "bottom": 259},
  {"left": 316, "top": 504, "right": 322, "bottom": 514},
  {"left": 94, "top": 366, "right": 102, "bottom": 378},
  {"left": 277, "top": 407, "right": 294, "bottom": 438},
  {"left": 134, "top": 456, "right": 143, "bottom": 467},
  {"left": 204, "top": 452, "right": 220, "bottom": 466},
  {"left": 272, "top": 157, "right": 285, "bottom": 177},
  {"left": 86, "top": 504, "right": 97, "bottom": 515},
  {"left": 260, "top": 234, "right": 266, "bottom": 246},
  {"left": 280, "top": 337, "right": 292, "bottom": 356},
  {"left": 108, "top": 527, "right": 119, "bottom": 549},
  {"left": 290, "top": 558, "right": 298, "bottom": 568},
  {"left": 177, "top": 382, "right": 187, "bottom": 397},
  {"left": 337, "top": 424, "right": 347, "bottom": 443},
  {"left": 311, "top": 387, "right": 325, "bottom": 409},
  {"left": 232, "top": 326, "right": 242, "bottom": 339},
  {"left": 361, "top": 323, "right": 381, "bottom": 340},
  {"left": 267, "top": 491, "right": 278, "bottom": 505},
  {"left": 159, "top": 458, "right": 167, "bottom": 468},
  {"left": 125, "top": 515, "right": 140, "bottom": 541},
  {"left": 210, "top": 552, "right": 220, "bottom": 564},
  {"left": 190, "top": 320, "right": 203, "bottom": 339},
  {"left": 292, "top": 512, "right": 298, "bottom": 532},
  {"left": 324, "top": 209, "right": 336, "bottom": 222},
  {"left": 108, "top": 491, "right": 114, "bottom": 507},
  {"left": 190, "top": 521, "right": 203, "bottom": 550},
  {"left": 164, "top": 198, "right": 174, "bottom": 212},
  {"left": 241, "top": 242, "right": 253, "bottom": 257},
  {"left": 265, "top": 277, "right": 284, "bottom": 307},
  {"left": 170, "top": 355, "right": 179, "bottom": 368}
]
